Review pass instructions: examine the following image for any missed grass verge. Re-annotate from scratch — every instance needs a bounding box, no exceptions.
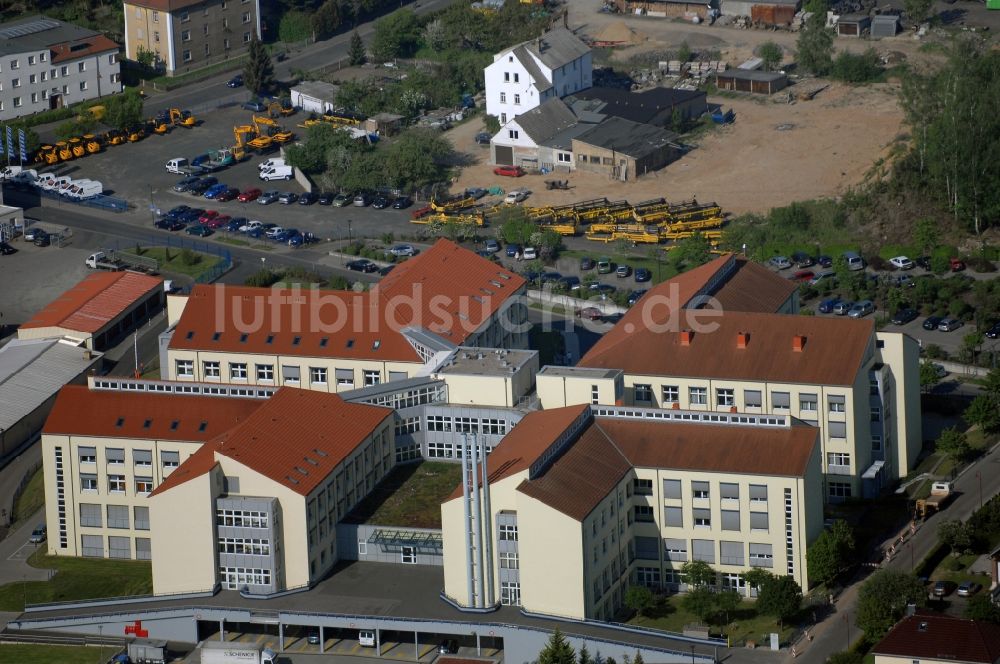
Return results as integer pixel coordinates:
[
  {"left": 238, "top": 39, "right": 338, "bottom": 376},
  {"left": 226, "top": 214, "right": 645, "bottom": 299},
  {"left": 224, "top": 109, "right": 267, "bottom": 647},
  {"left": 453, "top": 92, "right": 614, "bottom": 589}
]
[
  {"left": 12, "top": 467, "right": 45, "bottom": 526},
  {"left": 136, "top": 247, "right": 224, "bottom": 279},
  {"left": 343, "top": 462, "right": 462, "bottom": 529},
  {"left": 146, "top": 55, "right": 248, "bottom": 91},
  {"left": 0, "top": 549, "right": 152, "bottom": 611},
  {"left": 630, "top": 595, "right": 794, "bottom": 646},
  {"left": 0, "top": 644, "right": 115, "bottom": 664}
]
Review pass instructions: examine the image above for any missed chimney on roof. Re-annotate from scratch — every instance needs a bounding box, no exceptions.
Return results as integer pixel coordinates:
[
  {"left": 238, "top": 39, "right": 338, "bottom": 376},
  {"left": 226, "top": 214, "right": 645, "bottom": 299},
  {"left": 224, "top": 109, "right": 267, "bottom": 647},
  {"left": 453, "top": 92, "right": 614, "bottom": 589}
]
[
  {"left": 679, "top": 330, "right": 693, "bottom": 346},
  {"left": 792, "top": 335, "right": 806, "bottom": 352},
  {"left": 917, "top": 621, "right": 928, "bottom": 632},
  {"left": 906, "top": 603, "right": 917, "bottom": 617},
  {"left": 737, "top": 332, "right": 749, "bottom": 349}
]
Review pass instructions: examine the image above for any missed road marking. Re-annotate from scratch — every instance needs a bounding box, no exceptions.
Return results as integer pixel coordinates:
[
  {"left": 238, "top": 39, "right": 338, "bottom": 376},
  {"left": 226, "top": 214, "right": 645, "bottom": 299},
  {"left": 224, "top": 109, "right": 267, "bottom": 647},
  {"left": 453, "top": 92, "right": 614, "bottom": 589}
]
[{"left": 6, "top": 542, "right": 38, "bottom": 561}]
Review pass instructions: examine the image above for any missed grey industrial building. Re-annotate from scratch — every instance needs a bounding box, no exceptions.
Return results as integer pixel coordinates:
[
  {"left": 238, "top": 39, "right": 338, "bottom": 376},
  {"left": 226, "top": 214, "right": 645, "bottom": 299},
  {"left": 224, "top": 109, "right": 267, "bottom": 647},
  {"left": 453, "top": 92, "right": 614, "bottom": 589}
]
[
  {"left": 715, "top": 69, "right": 789, "bottom": 95},
  {"left": 571, "top": 86, "right": 708, "bottom": 126},
  {"left": 0, "top": 16, "right": 121, "bottom": 121},
  {"left": 572, "top": 116, "right": 680, "bottom": 180}
]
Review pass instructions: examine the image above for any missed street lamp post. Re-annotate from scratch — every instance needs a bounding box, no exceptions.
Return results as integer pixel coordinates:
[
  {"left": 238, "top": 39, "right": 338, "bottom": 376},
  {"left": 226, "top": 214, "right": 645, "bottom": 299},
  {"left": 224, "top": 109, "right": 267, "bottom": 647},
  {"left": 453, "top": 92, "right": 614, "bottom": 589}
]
[
  {"left": 976, "top": 470, "right": 983, "bottom": 510},
  {"left": 689, "top": 645, "right": 695, "bottom": 664}
]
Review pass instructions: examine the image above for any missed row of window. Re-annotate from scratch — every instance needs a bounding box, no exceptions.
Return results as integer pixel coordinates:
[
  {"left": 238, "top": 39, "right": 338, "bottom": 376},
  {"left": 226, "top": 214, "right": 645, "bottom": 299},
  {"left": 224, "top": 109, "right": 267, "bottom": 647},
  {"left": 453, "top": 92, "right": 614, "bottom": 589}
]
[
  {"left": 81, "top": 534, "right": 151, "bottom": 560},
  {"left": 176, "top": 360, "right": 382, "bottom": 387},
  {"left": 659, "top": 538, "right": 774, "bottom": 567},
  {"left": 219, "top": 537, "right": 270, "bottom": 556},
  {"left": 425, "top": 415, "right": 509, "bottom": 435},
  {"left": 499, "top": 92, "right": 521, "bottom": 106},
  {"left": 426, "top": 441, "right": 496, "bottom": 459},
  {"left": 79, "top": 504, "right": 149, "bottom": 530},
  {"left": 139, "top": 0, "right": 251, "bottom": 22},
  {"left": 217, "top": 509, "right": 269, "bottom": 529},
  {"left": 1, "top": 83, "right": 90, "bottom": 110},
  {"left": 179, "top": 12, "right": 251, "bottom": 40},
  {"left": 639, "top": 385, "right": 846, "bottom": 412},
  {"left": 653, "top": 505, "right": 770, "bottom": 532},
  {"left": 220, "top": 566, "right": 271, "bottom": 590},
  {"left": 79, "top": 448, "right": 178, "bottom": 467},
  {"left": 641, "top": 478, "right": 771, "bottom": 503},
  {"left": 81, "top": 474, "right": 153, "bottom": 495}
]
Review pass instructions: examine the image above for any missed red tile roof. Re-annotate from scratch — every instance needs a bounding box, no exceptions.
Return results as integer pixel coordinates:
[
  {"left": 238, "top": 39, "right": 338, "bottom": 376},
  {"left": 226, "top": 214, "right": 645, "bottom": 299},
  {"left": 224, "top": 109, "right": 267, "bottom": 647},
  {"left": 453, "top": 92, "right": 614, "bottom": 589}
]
[
  {"left": 373, "top": 239, "right": 526, "bottom": 343},
  {"left": 153, "top": 388, "right": 393, "bottom": 497},
  {"left": 22, "top": 272, "right": 162, "bottom": 334},
  {"left": 43, "top": 384, "right": 262, "bottom": 440},
  {"left": 515, "top": 410, "right": 818, "bottom": 520},
  {"left": 873, "top": 612, "right": 1000, "bottom": 663},
  {"left": 582, "top": 310, "right": 873, "bottom": 386},
  {"left": 50, "top": 34, "right": 119, "bottom": 64},
  {"left": 446, "top": 404, "right": 590, "bottom": 501},
  {"left": 712, "top": 257, "right": 797, "bottom": 313},
  {"left": 168, "top": 285, "right": 422, "bottom": 363}
]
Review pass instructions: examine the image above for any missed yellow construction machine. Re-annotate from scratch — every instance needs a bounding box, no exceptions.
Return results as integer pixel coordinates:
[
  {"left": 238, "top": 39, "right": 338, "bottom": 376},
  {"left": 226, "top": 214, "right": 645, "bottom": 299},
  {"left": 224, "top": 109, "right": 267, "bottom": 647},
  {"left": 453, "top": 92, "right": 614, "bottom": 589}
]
[
  {"left": 252, "top": 115, "right": 294, "bottom": 145},
  {"left": 83, "top": 134, "right": 101, "bottom": 154},
  {"left": 56, "top": 141, "right": 73, "bottom": 161},
  {"left": 39, "top": 145, "right": 59, "bottom": 165},
  {"left": 69, "top": 137, "right": 86, "bottom": 158},
  {"left": 169, "top": 108, "right": 196, "bottom": 128}
]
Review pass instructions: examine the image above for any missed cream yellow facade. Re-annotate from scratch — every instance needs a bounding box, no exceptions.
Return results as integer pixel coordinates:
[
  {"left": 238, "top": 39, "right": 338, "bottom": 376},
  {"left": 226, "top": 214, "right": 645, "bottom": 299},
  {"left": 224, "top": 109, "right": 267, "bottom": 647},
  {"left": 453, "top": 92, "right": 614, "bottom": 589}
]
[{"left": 42, "top": 433, "right": 202, "bottom": 560}]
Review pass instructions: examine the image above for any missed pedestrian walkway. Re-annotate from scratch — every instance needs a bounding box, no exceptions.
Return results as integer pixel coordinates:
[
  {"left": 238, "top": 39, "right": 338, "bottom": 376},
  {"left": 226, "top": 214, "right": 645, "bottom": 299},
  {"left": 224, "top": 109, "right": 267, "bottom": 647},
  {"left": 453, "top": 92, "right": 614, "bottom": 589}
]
[{"left": 0, "top": 508, "right": 54, "bottom": 587}]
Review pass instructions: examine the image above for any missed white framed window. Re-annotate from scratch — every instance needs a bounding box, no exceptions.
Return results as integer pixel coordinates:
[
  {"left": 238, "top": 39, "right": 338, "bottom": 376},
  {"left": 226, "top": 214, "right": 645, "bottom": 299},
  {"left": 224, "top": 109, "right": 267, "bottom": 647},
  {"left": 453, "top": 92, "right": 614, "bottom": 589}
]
[
  {"left": 27, "top": 55, "right": 35, "bottom": 65},
  {"left": 39, "top": 52, "right": 46, "bottom": 62},
  {"left": 744, "top": 390, "right": 762, "bottom": 408},
  {"left": 498, "top": 524, "right": 518, "bottom": 541},
  {"left": 180, "top": 10, "right": 190, "bottom": 21},
  {"left": 500, "top": 581, "right": 521, "bottom": 606},
  {"left": 175, "top": 359, "right": 194, "bottom": 377},
  {"left": 503, "top": 72, "right": 509, "bottom": 82},
  {"left": 203, "top": 361, "right": 220, "bottom": 378},
  {"left": 310, "top": 367, "right": 328, "bottom": 384},
  {"left": 692, "top": 481, "right": 710, "bottom": 499},
  {"left": 689, "top": 386, "right": 707, "bottom": 405},
  {"left": 183, "top": 50, "right": 192, "bottom": 62},
  {"left": 243, "top": 32, "right": 252, "bottom": 43},
  {"left": 634, "top": 384, "right": 652, "bottom": 402},
  {"left": 9, "top": 59, "right": 18, "bottom": 69},
  {"left": 557, "top": 152, "right": 571, "bottom": 162},
  {"left": 242, "top": 11, "right": 251, "bottom": 23},
  {"left": 508, "top": 129, "right": 519, "bottom": 139},
  {"left": 513, "top": 72, "right": 519, "bottom": 82},
  {"left": 60, "top": 65, "right": 68, "bottom": 76},
  {"left": 108, "top": 475, "right": 126, "bottom": 493},
  {"left": 29, "top": 74, "right": 35, "bottom": 84},
  {"left": 358, "top": 540, "right": 367, "bottom": 555},
  {"left": 79, "top": 81, "right": 88, "bottom": 91},
  {"left": 800, "top": 393, "right": 817, "bottom": 411},
  {"left": 11, "top": 78, "right": 19, "bottom": 88},
  {"left": 513, "top": 93, "right": 520, "bottom": 105},
  {"left": 662, "top": 385, "right": 679, "bottom": 403},
  {"left": 182, "top": 29, "right": 192, "bottom": 42},
  {"left": 81, "top": 474, "right": 98, "bottom": 492},
  {"left": 363, "top": 370, "right": 380, "bottom": 386},
  {"left": 30, "top": 92, "right": 37, "bottom": 103},
  {"left": 716, "top": 388, "right": 735, "bottom": 407},
  {"left": 829, "top": 395, "right": 846, "bottom": 413},
  {"left": 499, "top": 92, "right": 506, "bottom": 103},
  {"left": 500, "top": 112, "right": 506, "bottom": 123},
  {"left": 135, "top": 477, "right": 153, "bottom": 494},
  {"left": 152, "top": 10, "right": 159, "bottom": 22},
  {"left": 256, "top": 364, "right": 274, "bottom": 382},
  {"left": 401, "top": 546, "right": 416, "bottom": 564},
  {"left": 230, "top": 363, "right": 248, "bottom": 380},
  {"left": 78, "top": 62, "right": 86, "bottom": 72}
]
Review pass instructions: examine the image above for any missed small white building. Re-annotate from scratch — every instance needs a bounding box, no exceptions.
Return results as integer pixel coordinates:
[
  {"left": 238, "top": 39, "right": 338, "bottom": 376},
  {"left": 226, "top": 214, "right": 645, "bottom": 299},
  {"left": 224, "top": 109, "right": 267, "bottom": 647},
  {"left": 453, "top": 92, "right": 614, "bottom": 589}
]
[
  {"left": 484, "top": 27, "right": 592, "bottom": 125},
  {"left": 491, "top": 97, "right": 584, "bottom": 170},
  {"left": 290, "top": 80, "right": 340, "bottom": 114}
]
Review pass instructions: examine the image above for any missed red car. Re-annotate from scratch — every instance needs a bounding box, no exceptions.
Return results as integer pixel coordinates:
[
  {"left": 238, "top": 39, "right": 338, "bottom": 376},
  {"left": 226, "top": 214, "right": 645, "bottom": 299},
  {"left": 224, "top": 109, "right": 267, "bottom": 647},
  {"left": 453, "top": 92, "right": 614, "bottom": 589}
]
[
  {"left": 493, "top": 165, "right": 525, "bottom": 177},
  {"left": 238, "top": 188, "right": 262, "bottom": 202},
  {"left": 791, "top": 270, "right": 815, "bottom": 283},
  {"left": 198, "top": 210, "right": 220, "bottom": 224},
  {"left": 215, "top": 187, "right": 240, "bottom": 202},
  {"left": 950, "top": 257, "right": 966, "bottom": 272},
  {"left": 206, "top": 215, "right": 232, "bottom": 229}
]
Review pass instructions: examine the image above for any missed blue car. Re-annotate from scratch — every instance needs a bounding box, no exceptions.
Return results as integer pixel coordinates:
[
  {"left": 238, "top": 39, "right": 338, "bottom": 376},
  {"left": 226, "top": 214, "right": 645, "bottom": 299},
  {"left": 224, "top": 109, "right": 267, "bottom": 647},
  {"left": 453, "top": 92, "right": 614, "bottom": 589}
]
[
  {"left": 203, "top": 183, "right": 230, "bottom": 199},
  {"left": 245, "top": 227, "right": 264, "bottom": 239},
  {"left": 506, "top": 244, "right": 521, "bottom": 258},
  {"left": 818, "top": 297, "right": 841, "bottom": 314},
  {"left": 179, "top": 208, "right": 206, "bottom": 224},
  {"left": 226, "top": 217, "right": 246, "bottom": 232}
]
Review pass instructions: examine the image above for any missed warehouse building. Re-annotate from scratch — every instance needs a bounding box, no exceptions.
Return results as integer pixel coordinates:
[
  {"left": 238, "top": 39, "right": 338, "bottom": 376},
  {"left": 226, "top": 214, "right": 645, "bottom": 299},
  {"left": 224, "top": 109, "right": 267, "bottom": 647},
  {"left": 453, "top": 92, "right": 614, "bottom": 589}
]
[
  {"left": 290, "top": 80, "right": 339, "bottom": 115},
  {"left": 715, "top": 69, "right": 788, "bottom": 95},
  {"left": 613, "top": 0, "right": 713, "bottom": 19},
  {"left": 572, "top": 117, "right": 680, "bottom": 181},
  {"left": 721, "top": 0, "right": 801, "bottom": 24},
  {"left": 18, "top": 271, "right": 164, "bottom": 351},
  {"left": 570, "top": 87, "right": 709, "bottom": 126},
  {"left": 441, "top": 403, "right": 824, "bottom": 619}
]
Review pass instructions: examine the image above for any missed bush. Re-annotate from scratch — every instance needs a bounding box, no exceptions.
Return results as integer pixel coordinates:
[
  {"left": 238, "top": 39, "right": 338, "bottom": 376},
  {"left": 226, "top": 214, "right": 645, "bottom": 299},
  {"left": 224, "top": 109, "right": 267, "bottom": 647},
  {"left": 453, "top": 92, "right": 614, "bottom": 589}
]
[
  {"left": 179, "top": 248, "right": 201, "bottom": 266},
  {"left": 830, "top": 49, "right": 883, "bottom": 83},
  {"left": 278, "top": 11, "right": 312, "bottom": 43},
  {"left": 867, "top": 255, "right": 890, "bottom": 271},
  {"left": 968, "top": 256, "right": 997, "bottom": 272}
]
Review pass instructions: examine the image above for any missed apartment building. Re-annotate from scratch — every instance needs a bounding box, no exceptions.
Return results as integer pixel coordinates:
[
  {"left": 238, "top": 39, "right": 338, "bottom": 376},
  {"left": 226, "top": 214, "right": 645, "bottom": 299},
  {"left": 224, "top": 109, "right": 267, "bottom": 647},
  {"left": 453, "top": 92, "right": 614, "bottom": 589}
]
[
  {"left": 441, "top": 403, "right": 823, "bottom": 620},
  {"left": 537, "top": 254, "right": 921, "bottom": 501},
  {"left": 0, "top": 16, "right": 121, "bottom": 122},
  {"left": 484, "top": 27, "right": 592, "bottom": 125},
  {"left": 123, "top": 0, "right": 261, "bottom": 76},
  {"left": 41, "top": 377, "right": 394, "bottom": 596},
  {"left": 160, "top": 240, "right": 529, "bottom": 388}
]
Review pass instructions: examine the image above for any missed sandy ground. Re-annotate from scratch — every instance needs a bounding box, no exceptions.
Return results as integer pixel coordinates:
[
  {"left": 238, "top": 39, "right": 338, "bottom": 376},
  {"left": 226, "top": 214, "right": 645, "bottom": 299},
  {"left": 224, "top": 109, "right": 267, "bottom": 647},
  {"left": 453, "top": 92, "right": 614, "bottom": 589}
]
[{"left": 449, "top": 81, "right": 902, "bottom": 215}]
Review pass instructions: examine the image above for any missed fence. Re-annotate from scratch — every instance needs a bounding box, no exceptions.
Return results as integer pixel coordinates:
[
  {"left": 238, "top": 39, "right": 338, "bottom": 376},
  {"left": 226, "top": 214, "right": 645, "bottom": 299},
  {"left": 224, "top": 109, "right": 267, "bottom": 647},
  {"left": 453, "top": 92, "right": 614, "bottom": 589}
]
[
  {"left": 106, "top": 235, "right": 234, "bottom": 283},
  {"left": 36, "top": 187, "right": 129, "bottom": 213}
]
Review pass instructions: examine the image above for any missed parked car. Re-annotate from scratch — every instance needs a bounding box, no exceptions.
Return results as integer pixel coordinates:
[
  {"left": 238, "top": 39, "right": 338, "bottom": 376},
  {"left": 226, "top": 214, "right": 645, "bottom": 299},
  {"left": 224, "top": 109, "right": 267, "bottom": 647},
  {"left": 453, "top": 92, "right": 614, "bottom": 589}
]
[
  {"left": 933, "top": 580, "right": 953, "bottom": 597},
  {"left": 465, "top": 187, "right": 488, "bottom": 199},
  {"left": 559, "top": 276, "right": 581, "bottom": 291},
  {"left": 332, "top": 192, "right": 352, "bottom": 207},
  {"left": 922, "top": 316, "right": 944, "bottom": 331},
  {"left": 353, "top": 192, "right": 372, "bottom": 207},
  {"left": 932, "top": 363, "right": 947, "bottom": 379},
  {"left": 154, "top": 219, "right": 184, "bottom": 232},
  {"left": 597, "top": 257, "right": 613, "bottom": 274},
  {"left": 986, "top": 321, "right": 1000, "bottom": 339},
  {"left": 239, "top": 220, "right": 263, "bottom": 233},
  {"left": 493, "top": 165, "right": 525, "bottom": 177},
  {"left": 297, "top": 192, "right": 318, "bottom": 205},
  {"left": 950, "top": 257, "right": 966, "bottom": 272},
  {"left": 628, "top": 290, "right": 648, "bottom": 306},
  {"left": 29, "top": 525, "right": 46, "bottom": 544},
  {"left": 188, "top": 177, "right": 218, "bottom": 195},
  {"left": 185, "top": 224, "right": 213, "bottom": 237},
  {"left": 257, "top": 190, "right": 281, "bottom": 205},
  {"left": 848, "top": 300, "right": 875, "bottom": 318},
  {"left": 817, "top": 255, "right": 833, "bottom": 268},
  {"left": 173, "top": 176, "right": 200, "bottom": 193},
  {"left": 179, "top": 209, "right": 206, "bottom": 224},
  {"left": 957, "top": 581, "right": 982, "bottom": 597},
  {"left": 938, "top": 318, "right": 964, "bottom": 332},
  {"left": 265, "top": 226, "right": 286, "bottom": 239},
  {"left": 768, "top": 256, "right": 792, "bottom": 270},
  {"left": 589, "top": 283, "right": 617, "bottom": 296},
  {"left": 579, "top": 307, "right": 604, "bottom": 321},
  {"left": 317, "top": 192, "right": 334, "bottom": 205},
  {"left": 893, "top": 274, "right": 915, "bottom": 288},
  {"left": 791, "top": 252, "right": 815, "bottom": 268},
  {"left": 198, "top": 210, "right": 220, "bottom": 224},
  {"left": 226, "top": 218, "right": 246, "bottom": 232},
  {"left": 242, "top": 99, "right": 267, "bottom": 112},
  {"left": 791, "top": 270, "right": 815, "bottom": 283},
  {"left": 388, "top": 244, "right": 415, "bottom": 257},
  {"left": 818, "top": 297, "right": 842, "bottom": 314},
  {"left": 890, "top": 256, "right": 915, "bottom": 270},
  {"left": 203, "top": 183, "right": 231, "bottom": 199},
  {"left": 522, "top": 247, "right": 537, "bottom": 260},
  {"left": 237, "top": 188, "right": 262, "bottom": 202},
  {"left": 391, "top": 196, "right": 412, "bottom": 209},
  {"left": 891, "top": 308, "right": 919, "bottom": 325},
  {"left": 504, "top": 188, "right": 529, "bottom": 204},
  {"left": 833, "top": 300, "right": 854, "bottom": 316},
  {"left": 482, "top": 239, "right": 499, "bottom": 254},
  {"left": 913, "top": 255, "right": 932, "bottom": 270},
  {"left": 346, "top": 259, "right": 379, "bottom": 273},
  {"left": 505, "top": 243, "right": 521, "bottom": 258},
  {"left": 226, "top": 74, "right": 244, "bottom": 88},
  {"left": 809, "top": 270, "right": 836, "bottom": 286},
  {"left": 278, "top": 192, "right": 299, "bottom": 204},
  {"left": 371, "top": 195, "right": 389, "bottom": 209},
  {"left": 475, "top": 132, "right": 491, "bottom": 145},
  {"left": 206, "top": 215, "right": 232, "bottom": 229},
  {"left": 634, "top": 268, "right": 651, "bottom": 283},
  {"left": 616, "top": 265, "right": 632, "bottom": 278},
  {"left": 580, "top": 256, "right": 595, "bottom": 271},
  {"left": 164, "top": 205, "right": 191, "bottom": 221},
  {"left": 33, "top": 230, "right": 51, "bottom": 246},
  {"left": 307, "top": 631, "right": 321, "bottom": 645},
  {"left": 215, "top": 187, "right": 240, "bottom": 202}
]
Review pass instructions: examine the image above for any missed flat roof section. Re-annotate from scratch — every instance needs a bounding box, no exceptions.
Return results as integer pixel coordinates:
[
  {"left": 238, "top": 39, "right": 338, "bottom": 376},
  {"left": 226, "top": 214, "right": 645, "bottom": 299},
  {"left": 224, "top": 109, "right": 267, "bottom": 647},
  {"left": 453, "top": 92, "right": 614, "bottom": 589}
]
[
  {"left": 537, "top": 366, "right": 622, "bottom": 379},
  {"left": 344, "top": 461, "right": 463, "bottom": 529},
  {"left": 437, "top": 348, "right": 537, "bottom": 376}
]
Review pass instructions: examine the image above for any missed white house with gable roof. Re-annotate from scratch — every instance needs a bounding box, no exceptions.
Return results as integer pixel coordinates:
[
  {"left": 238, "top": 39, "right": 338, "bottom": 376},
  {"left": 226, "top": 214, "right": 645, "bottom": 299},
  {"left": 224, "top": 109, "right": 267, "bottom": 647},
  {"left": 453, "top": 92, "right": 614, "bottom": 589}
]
[{"left": 484, "top": 27, "right": 592, "bottom": 125}]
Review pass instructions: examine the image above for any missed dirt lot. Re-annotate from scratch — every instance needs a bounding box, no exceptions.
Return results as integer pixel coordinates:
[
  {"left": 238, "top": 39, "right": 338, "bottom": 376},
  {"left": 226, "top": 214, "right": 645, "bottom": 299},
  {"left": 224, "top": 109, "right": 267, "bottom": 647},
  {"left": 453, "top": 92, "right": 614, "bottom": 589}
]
[{"left": 449, "top": 80, "right": 903, "bottom": 215}]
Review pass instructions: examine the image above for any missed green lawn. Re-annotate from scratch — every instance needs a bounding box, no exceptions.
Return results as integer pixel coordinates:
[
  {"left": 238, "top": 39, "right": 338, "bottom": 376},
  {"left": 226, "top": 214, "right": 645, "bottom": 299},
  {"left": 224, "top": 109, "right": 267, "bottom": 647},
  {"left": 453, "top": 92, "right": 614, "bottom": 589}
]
[
  {"left": 630, "top": 596, "right": 794, "bottom": 646},
  {"left": 0, "top": 549, "right": 152, "bottom": 611},
  {"left": 136, "top": 247, "right": 224, "bottom": 279},
  {"left": 12, "top": 467, "right": 44, "bottom": 525},
  {"left": 344, "top": 462, "right": 462, "bottom": 529},
  {"left": 0, "top": 644, "right": 114, "bottom": 664}
]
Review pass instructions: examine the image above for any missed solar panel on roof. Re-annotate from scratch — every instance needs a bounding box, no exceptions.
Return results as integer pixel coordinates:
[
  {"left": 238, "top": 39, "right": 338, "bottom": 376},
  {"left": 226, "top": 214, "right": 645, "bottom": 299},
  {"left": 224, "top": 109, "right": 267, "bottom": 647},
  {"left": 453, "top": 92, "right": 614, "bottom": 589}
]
[{"left": 0, "top": 18, "right": 60, "bottom": 40}]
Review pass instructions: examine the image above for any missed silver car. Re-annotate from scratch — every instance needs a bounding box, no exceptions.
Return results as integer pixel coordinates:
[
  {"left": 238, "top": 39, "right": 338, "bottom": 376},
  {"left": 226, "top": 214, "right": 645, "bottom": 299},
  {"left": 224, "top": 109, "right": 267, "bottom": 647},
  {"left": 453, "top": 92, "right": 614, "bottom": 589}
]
[
  {"left": 833, "top": 300, "right": 854, "bottom": 316},
  {"left": 388, "top": 244, "right": 415, "bottom": 257},
  {"left": 848, "top": 300, "right": 875, "bottom": 318},
  {"left": 257, "top": 190, "right": 281, "bottom": 205},
  {"left": 768, "top": 256, "right": 792, "bottom": 270}
]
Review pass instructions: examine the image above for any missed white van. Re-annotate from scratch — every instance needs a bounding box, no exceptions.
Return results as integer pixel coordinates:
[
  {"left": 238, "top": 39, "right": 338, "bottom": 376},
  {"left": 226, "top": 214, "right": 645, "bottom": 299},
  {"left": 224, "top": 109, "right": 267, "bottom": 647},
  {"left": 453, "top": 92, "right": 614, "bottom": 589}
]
[
  {"left": 359, "top": 630, "right": 376, "bottom": 647},
  {"left": 258, "top": 157, "right": 285, "bottom": 172},
  {"left": 843, "top": 251, "right": 866, "bottom": 271},
  {"left": 42, "top": 175, "right": 72, "bottom": 192},
  {"left": 259, "top": 165, "right": 293, "bottom": 181}
]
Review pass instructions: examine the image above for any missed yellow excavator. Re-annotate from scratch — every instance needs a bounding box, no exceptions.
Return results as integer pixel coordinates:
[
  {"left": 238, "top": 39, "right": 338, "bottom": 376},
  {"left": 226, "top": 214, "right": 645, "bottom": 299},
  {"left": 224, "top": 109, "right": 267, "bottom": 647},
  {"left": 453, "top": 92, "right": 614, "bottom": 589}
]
[
  {"left": 233, "top": 125, "right": 256, "bottom": 158},
  {"left": 236, "top": 123, "right": 270, "bottom": 151},
  {"left": 169, "top": 108, "right": 196, "bottom": 128},
  {"left": 267, "top": 99, "right": 295, "bottom": 119},
  {"left": 69, "top": 137, "right": 85, "bottom": 158},
  {"left": 56, "top": 141, "right": 73, "bottom": 161},
  {"left": 83, "top": 134, "right": 101, "bottom": 154},
  {"left": 252, "top": 115, "right": 294, "bottom": 144}
]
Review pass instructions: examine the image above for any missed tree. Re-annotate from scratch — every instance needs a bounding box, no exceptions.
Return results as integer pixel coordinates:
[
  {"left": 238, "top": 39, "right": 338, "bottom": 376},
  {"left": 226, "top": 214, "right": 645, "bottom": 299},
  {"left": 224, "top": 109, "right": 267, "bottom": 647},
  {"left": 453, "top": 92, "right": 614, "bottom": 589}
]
[
  {"left": 965, "top": 394, "right": 1000, "bottom": 433},
  {"left": 243, "top": 34, "right": 275, "bottom": 96},
  {"left": 312, "top": 0, "right": 341, "bottom": 40},
  {"left": 384, "top": 128, "right": 454, "bottom": 191},
  {"left": 578, "top": 644, "right": 594, "bottom": 664},
  {"left": 742, "top": 568, "right": 773, "bottom": 594},
  {"left": 756, "top": 575, "right": 802, "bottom": 627},
  {"left": 715, "top": 589, "right": 742, "bottom": 626},
  {"left": 681, "top": 560, "right": 716, "bottom": 588},
  {"left": 938, "top": 519, "right": 974, "bottom": 554},
  {"left": 279, "top": 11, "right": 311, "bottom": 43},
  {"left": 135, "top": 44, "right": 156, "bottom": 69},
  {"left": 484, "top": 115, "right": 501, "bottom": 134},
  {"left": 936, "top": 427, "right": 971, "bottom": 464},
  {"left": 103, "top": 89, "right": 144, "bottom": 130},
  {"left": 796, "top": 0, "right": 834, "bottom": 75},
  {"left": 677, "top": 40, "right": 692, "bottom": 63},
  {"left": 498, "top": 210, "right": 535, "bottom": 247},
  {"left": 349, "top": 30, "right": 366, "bottom": 66},
  {"left": 855, "top": 570, "right": 926, "bottom": 640},
  {"left": 827, "top": 652, "right": 864, "bottom": 664},
  {"left": 903, "top": 0, "right": 934, "bottom": 24},
  {"left": 672, "top": 232, "right": 713, "bottom": 269},
  {"left": 682, "top": 586, "right": 717, "bottom": 623},
  {"left": 807, "top": 520, "right": 855, "bottom": 586},
  {"left": 538, "top": 628, "right": 576, "bottom": 664},
  {"left": 285, "top": 123, "right": 355, "bottom": 174},
  {"left": 919, "top": 361, "right": 942, "bottom": 393},
  {"left": 425, "top": 18, "right": 450, "bottom": 52},
  {"left": 758, "top": 41, "right": 783, "bottom": 72},
  {"left": 624, "top": 585, "right": 654, "bottom": 617},
  {"left": 914, "top": 217, "right": 940, "bottom": 255},
  {"left": 370, "top": 9, "right": 422, "bottom": 62},
  {"left": 633, "top": 652, "right": 644, "bottom": 664},
  {"left": 965, "top": 593, "right": 1000, "bottom": 623}
]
